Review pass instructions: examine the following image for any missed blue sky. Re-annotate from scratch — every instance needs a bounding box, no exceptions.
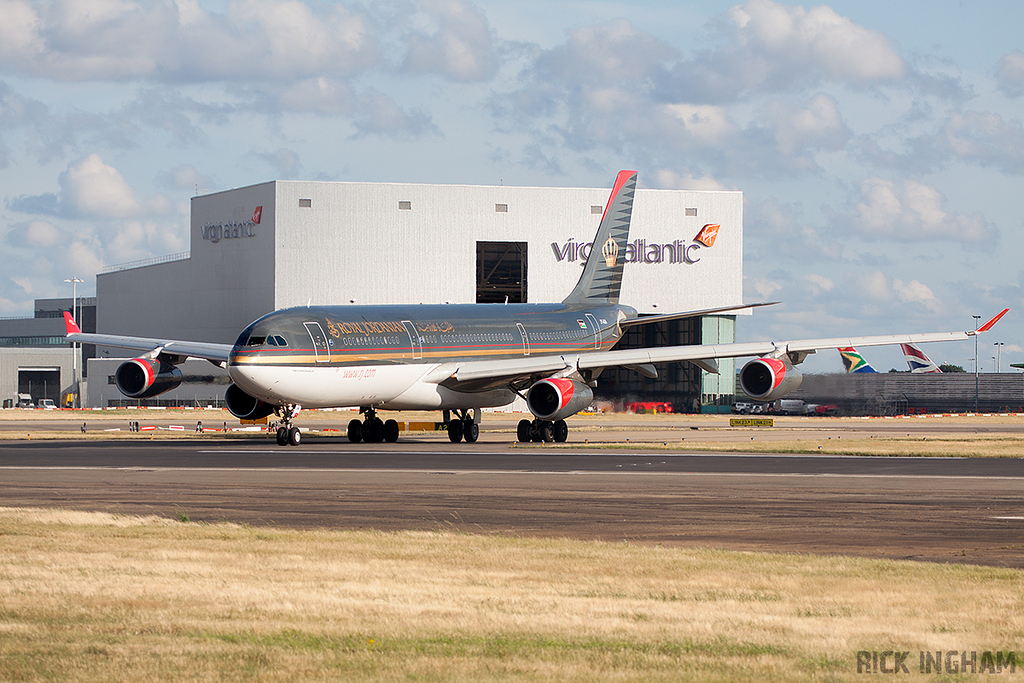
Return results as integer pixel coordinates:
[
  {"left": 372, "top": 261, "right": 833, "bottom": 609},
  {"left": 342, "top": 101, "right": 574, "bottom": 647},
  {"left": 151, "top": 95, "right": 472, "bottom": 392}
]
[{"left": 1, "top": 0, "right": 1022, "bottom": 373}]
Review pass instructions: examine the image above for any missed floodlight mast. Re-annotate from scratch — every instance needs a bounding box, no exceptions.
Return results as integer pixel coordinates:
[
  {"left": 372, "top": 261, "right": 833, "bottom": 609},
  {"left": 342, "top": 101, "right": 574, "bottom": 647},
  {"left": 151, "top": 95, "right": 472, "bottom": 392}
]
[{"left": 64, "top": 277, "right": 84, "bottom": 409}]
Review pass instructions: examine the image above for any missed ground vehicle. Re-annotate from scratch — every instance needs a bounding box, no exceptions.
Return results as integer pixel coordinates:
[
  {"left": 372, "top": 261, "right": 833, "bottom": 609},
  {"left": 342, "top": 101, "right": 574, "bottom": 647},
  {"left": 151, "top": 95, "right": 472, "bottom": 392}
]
[
  {"left": 16, "top": 394, "right": 33, "bottom": 408},
  {"left": 732, "top": 402, "right": 753, "bottom": 414},
  {"left": 36, "top": 398, "right": 56, "bottom": 410}
]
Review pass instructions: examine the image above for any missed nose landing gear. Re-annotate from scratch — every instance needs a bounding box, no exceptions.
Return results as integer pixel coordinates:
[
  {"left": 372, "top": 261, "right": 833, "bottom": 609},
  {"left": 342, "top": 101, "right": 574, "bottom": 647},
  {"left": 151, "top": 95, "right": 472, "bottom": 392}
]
[{"left": 274, "top": 404, "right": 302, "bottom": 446}]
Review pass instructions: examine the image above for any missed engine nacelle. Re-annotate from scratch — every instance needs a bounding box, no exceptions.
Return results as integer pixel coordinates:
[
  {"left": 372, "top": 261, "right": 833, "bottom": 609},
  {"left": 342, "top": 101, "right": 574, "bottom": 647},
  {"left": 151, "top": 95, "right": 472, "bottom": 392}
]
[
  {"left": 526, "top": 378, "right": 594, "bottom": 421},
  {"left": 225, "top": 383, "right": 276, "bottom": 420},
  {"left": 739, "top": 357, "right": 803, "bottom": 401},
  {"left": 114, "top": 358, "right": 183, "bottom": 399}
]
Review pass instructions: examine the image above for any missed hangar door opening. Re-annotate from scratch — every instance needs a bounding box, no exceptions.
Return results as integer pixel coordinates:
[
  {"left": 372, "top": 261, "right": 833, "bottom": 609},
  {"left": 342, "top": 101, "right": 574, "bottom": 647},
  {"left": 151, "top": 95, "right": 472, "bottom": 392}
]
[
  {"left": 476, "top": 242, "right": 527, "bottom": 303},
  {"left": 19, "top": 368, "right": 60, "bottom": 404}
]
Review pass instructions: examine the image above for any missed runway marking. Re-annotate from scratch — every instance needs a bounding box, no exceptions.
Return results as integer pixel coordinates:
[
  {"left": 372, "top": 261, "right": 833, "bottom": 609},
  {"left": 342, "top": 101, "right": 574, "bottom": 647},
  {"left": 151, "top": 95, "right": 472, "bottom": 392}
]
[
  {"left": 1, "top": 466, "right": 1023, "bottom": 481},
  {"left": 992, "top": 516, "right": 1024, "bottom": 520},
  {"left": 198, "top": 449, "right": 1024, "bottom": 463}
]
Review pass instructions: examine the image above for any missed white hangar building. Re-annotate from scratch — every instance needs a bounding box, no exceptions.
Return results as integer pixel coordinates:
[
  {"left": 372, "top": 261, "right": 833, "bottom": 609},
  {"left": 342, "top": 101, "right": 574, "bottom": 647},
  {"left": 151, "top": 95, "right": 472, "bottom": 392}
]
[{"left": 89, "top": 178, "right": 744, "bottom": 410}]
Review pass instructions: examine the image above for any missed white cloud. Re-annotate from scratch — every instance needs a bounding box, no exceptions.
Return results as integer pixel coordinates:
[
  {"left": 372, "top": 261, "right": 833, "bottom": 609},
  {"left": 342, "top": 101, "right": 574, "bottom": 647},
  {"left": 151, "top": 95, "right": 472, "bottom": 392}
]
[
  {"left": 802, "top": 273, "right": 834, "bottom": 296},
  {"left": 59, "top": 153, "right": 142, "bottom": 218},
  {"left": 662, "top": 104, "right": 736, "bottom": 143},
  {"left": 497, "top": 3, "right": 903, "bottom": 177},
  {"left": 0, "top": 0, "right": 44, "bottom": 62},
  {"left": 744, "top": 276, "right": 783, "bottom": 300},
  {"left": 402, "top": 0, "right": 500, "bottom": 82},
  {"left": 255, "top": 148, "right": 302, "bottom": 177},
  {"left": 853, "top": 270, "right": 942, "bottom": 313},
  {"left": 936, "top": 111, "right": 1024, "bottom": 174},
  {"left": 765, "top": 93, "right": 850, "bottom": 156},
  {"left": 727, "top": 0, "right": 906, "bottom": 86},
  {"left": 893, "top": 278, "right": 941, "bottom": 312},
  {"left": 350, "top": 89, "right": 440, "bottom": 138},
  {"left": 9, "top": 154, "right": 173, "bottom": 219},
  {"left": 996, "top": 51, "right": 1024, "bottom": 98},
  {"left": 0, "top": 0, "right": 380, "bottom": 82},
  {"left": 158, "top": 165, "right": 216, "bottom": 194},
  {"left": 746, "top": 196, "right": 843, "bottom": 262},
  {"left": 846, "top": 176, "right": 996, "bottom": 244},
  {"left": 277, "top": 77, "right": 354, "bottom": 115},
  {"left": 652, "top": 169, "right": 731, "bottom": 191}
]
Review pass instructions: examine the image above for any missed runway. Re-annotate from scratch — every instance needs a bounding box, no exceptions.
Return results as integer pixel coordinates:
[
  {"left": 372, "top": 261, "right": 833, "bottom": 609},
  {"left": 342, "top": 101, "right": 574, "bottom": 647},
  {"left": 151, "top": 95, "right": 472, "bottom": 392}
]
[{"left": 2, "top": 437, "right": 1024, "bottom": 568}]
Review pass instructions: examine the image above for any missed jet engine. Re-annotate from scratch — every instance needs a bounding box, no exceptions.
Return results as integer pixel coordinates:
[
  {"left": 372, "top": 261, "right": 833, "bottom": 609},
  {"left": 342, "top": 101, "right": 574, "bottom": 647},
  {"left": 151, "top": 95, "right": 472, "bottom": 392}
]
[
  {"left": 114, "top": 358, "right": 183, "bottom": 399},
  {"left": 738, "top": 357, "right": 802, "bottom": 401},
  {"left": 225, "top": 383, "right": 276, "bottom": 420},
  {"left": 526, "top": 378, "right": 594, "bottom": 421}
]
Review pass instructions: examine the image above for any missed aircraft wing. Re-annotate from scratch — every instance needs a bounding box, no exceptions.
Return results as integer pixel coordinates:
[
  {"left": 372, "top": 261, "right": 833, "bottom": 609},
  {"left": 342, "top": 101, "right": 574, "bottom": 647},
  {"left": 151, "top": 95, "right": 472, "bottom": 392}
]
[
  {"left": 443, "top": 309, "right": 1009, "bottom": 386},
  {"left": 63, "top": 312, "right": 233, "bottom": 363}
]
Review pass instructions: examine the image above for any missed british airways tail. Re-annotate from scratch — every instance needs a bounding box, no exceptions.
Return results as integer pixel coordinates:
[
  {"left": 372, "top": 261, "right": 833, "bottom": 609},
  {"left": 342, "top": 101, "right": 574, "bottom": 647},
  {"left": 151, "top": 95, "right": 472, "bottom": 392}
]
[
  {"left": 838, "top": 347, "right": 877, "bottom": 373},
  {"left": 901, "top": 342, "right": 942, "bottom": 373},
  {"left": 562, "top": 170, "right": 637, "bottom": 307}
]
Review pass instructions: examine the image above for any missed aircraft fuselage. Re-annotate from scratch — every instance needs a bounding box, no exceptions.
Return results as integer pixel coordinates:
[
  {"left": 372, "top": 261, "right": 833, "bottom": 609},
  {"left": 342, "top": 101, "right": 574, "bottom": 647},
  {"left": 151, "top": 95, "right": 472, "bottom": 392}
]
[{"left": 228, "top": 302, "right": 636, "bottom": 410}]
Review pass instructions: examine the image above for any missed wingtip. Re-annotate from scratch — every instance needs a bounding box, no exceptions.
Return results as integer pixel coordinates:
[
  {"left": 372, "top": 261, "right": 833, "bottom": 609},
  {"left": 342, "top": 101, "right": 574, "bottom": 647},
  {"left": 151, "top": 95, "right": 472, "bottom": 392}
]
[
  {"left": 63, "top": 311, "right": 81, "bottom": 335},
  {"left": 974, "top": 308, "right": 1009, "bottom": 334}
]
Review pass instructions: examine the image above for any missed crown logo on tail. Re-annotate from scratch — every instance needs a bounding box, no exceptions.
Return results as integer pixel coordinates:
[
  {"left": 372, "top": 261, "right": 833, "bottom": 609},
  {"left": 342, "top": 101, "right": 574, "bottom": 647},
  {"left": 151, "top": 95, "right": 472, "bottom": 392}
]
[{"left": 601, "top": 237, "right": 619, "bottom": 267}]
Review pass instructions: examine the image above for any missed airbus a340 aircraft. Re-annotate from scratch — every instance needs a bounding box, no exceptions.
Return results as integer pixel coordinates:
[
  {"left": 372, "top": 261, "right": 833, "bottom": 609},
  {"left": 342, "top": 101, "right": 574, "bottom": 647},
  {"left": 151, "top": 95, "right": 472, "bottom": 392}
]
[{"left": 65, "top": 171, "right": 1008, "bottom": 446}]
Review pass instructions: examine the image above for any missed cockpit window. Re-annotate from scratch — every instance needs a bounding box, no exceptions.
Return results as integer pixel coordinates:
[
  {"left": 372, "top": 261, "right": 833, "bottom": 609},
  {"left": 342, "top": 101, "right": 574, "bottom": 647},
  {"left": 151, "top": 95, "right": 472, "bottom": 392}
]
[
  {"left": 246, "top": 336, "right": 266, "bottom": 347},
  {"left": 273, "top": 335, "right": 287, "bottom": 347}
]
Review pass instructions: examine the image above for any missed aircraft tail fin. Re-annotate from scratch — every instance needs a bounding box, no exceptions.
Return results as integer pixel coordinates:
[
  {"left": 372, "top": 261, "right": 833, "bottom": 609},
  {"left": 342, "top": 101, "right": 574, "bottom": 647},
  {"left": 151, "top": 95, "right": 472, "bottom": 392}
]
[
  {"left": 901, "top": 342, "right": 942, "bottom": 373},
  {"left": 838, "top": 347, "right": 877, "bottom": 373},
  {"left": 562, "top": 170, "right": 637, "bottom": 307},
  {"left": 63, "top": 311, "right": 82, "bottom": 335}
]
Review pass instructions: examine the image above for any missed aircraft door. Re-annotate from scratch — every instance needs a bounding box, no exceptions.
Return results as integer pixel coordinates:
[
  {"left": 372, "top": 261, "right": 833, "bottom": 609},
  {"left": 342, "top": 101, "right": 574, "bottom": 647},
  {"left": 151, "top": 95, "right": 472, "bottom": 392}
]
[
  {"left": 516, "top": 322, "right": 530, "bottom": 356},
  {"left": 304, "top": 322, "right": 331, "bottom": 363},
  {"left": 401, "top": 321, "right": 422, "bottom": 359},
  {"left": 585, "top": 314, "right": 601, "bottom": 350}
]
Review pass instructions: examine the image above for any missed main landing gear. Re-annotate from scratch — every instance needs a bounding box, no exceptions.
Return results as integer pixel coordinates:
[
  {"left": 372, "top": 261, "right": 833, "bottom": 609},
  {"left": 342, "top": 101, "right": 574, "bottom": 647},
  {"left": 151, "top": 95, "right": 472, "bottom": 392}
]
[
  {"left": 444, "top": 409, "right": 480, "bottom": 443},
  {"left": 347, "top": 407, "right": 400, "bottom": 444},
  {"left": 275, "top": 404, "right": 302, "bottom": 446},
  {"left": 517, "top": 418, "right": 568, "bottom": 443}
]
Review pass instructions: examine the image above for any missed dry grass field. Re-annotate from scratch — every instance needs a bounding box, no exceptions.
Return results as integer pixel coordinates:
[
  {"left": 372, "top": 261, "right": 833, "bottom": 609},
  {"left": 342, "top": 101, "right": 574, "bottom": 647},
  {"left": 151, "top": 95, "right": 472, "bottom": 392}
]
[{"left": 1, "top": 507, "right": 1021, "bottom": 682}]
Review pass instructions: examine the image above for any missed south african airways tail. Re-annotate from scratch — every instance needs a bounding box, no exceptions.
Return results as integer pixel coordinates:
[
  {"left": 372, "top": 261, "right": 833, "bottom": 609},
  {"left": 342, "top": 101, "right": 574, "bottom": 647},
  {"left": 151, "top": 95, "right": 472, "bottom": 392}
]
[{"left": 838, "top": 347, "right": 877, "bottom": 373}]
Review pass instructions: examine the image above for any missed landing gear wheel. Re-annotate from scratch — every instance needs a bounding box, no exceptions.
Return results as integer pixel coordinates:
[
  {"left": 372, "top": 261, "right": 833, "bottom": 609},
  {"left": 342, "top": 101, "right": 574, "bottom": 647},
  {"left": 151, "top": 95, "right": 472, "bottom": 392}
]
[
  {"left": 448, "top": 419, "right": 464, "bottom": 443},
  {"left": 275, "top": 404, "right": 301, "bottom": 447},
  {"left": 530, "top": 420, "right": 542, "bottom": 442},
  {"left": 347, "top": 419, "right": 362, "bottom": 443},
  {"left": 384, "top": 419, "right": 400, "bottom": 443},
  {"left": 463, "top": 419, "right": 479, "bottom": 443},
  {"left": 539, "top": 421, "right": 554, "bottom": 443},
  {"left": 365, "top": 418, "right": 384, "bottom": 443},
  {"left": 552, "top": 419, "right": 568, "bottom": 443},
  {"left": 517, "top": 419, "right": 532, "bottom": 443}
]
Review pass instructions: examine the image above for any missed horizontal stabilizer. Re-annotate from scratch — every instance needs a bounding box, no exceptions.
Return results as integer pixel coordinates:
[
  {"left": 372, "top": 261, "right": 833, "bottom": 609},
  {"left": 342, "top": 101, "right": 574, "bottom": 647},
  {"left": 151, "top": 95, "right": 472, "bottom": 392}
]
[{"left": 618, "top": 302, "right": 778, "bottom": 329}]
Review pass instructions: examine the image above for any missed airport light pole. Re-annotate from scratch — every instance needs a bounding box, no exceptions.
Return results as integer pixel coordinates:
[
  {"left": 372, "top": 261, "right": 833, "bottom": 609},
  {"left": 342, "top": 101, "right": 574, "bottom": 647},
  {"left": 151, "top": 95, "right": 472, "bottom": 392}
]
[
  {"left": 64, "top": 277, "right": 83, "bottom": 409},
  {"left": 994, "top": 342, "right": 1005, "bottom": 373},
  {"left": 973, "top": 315, "right": 981, "bottom": 413}
]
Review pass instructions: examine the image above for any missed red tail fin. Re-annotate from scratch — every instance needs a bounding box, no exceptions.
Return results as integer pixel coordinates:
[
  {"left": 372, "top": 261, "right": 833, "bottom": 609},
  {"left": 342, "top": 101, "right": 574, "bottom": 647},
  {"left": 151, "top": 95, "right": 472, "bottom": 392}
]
[{"left": 63, "top": 311, "right": 81, "bottom": 335}]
